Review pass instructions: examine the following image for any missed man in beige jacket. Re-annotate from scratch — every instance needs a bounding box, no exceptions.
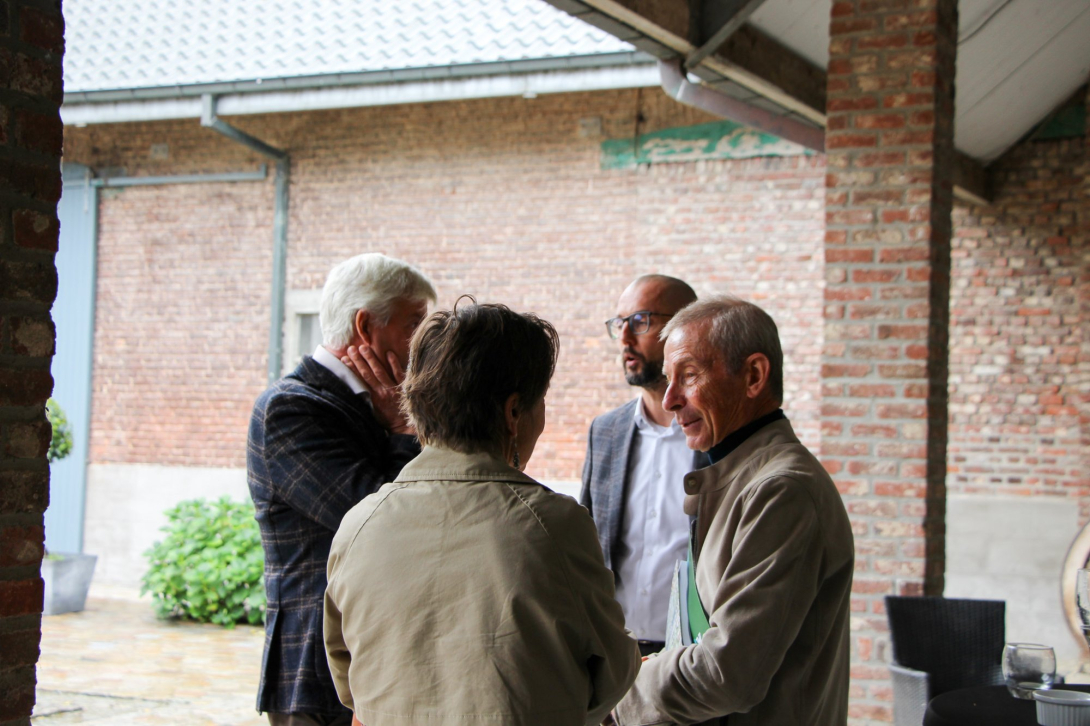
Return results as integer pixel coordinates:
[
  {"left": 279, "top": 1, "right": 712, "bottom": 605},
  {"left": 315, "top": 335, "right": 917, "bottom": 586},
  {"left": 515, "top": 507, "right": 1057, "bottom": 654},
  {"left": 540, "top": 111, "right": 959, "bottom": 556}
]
[{"left": 613, "top": 295, "right": 854, "bottom": 726}]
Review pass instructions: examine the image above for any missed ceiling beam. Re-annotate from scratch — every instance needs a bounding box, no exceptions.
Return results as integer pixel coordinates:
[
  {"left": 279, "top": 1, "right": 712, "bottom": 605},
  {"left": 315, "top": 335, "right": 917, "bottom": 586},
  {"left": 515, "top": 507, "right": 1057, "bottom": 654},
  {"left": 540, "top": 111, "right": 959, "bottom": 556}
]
[
  {"left": 713, "top": 25, "right": 826, "bottom": 123},
  {"left": 687, "top": 0, "right": 769, "bottom": 70},
  {"left": 952, "top": 151, "right": 991, "bottom": 206},
  {"left": 560, "top": 0, "right": 690, "bottom": 52},
  {"left": 562, "top": 0, "right": 825, "bottom": 123}
]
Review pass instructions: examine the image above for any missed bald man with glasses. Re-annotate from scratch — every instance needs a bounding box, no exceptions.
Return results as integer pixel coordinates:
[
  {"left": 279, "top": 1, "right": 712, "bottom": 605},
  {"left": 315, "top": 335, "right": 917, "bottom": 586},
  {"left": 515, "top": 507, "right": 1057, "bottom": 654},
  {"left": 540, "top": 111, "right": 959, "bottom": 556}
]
[{"left": 580, "top": 274, "right": 700, "bottom": 657}]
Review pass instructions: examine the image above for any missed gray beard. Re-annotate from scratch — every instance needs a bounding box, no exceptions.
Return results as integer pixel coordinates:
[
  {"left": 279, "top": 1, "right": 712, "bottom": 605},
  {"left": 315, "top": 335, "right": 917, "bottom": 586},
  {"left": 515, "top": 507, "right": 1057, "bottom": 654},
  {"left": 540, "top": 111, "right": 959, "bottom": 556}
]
[{"left": 625, "top": 358, "right": 665, "bottom": 388}]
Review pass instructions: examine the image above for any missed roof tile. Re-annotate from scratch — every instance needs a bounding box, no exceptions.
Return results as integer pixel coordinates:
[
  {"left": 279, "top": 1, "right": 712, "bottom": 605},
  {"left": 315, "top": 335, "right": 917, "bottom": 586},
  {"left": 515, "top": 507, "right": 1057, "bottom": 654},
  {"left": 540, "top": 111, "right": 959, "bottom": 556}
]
[{"left": 67, "top": 0, "right": 633, "bottom": 92}]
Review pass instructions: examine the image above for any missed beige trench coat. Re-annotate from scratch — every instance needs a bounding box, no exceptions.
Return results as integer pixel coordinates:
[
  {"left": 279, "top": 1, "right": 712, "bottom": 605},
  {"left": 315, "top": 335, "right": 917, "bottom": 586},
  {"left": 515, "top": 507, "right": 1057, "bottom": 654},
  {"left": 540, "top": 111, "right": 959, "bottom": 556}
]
[
  {"left": 615, "top": 419, "right": 854, "bottom": 726},
  {"left": 324, "top": 446, "right": 640, "bottom": 726}
]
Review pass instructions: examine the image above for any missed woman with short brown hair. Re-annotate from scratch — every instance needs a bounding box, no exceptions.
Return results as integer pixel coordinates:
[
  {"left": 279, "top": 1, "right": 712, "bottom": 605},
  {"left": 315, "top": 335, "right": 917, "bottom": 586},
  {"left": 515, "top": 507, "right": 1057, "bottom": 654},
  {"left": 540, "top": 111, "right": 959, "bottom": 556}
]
[{"left": 324, "top": 299, "right": 639, "bottom": 726}]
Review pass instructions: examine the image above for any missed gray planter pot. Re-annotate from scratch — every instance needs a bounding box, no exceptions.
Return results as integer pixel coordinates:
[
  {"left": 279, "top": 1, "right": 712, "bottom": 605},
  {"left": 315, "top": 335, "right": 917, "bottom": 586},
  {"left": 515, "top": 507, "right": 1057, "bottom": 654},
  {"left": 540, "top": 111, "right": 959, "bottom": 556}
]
[{"left": 41, "top": 553, "right": 97, "bottom": 615}]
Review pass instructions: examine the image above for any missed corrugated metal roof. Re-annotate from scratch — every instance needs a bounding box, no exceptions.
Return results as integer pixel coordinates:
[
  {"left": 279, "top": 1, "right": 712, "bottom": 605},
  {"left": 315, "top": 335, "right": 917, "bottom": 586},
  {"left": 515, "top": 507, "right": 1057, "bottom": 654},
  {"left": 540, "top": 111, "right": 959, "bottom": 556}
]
[{"left": 63, "top": 0, "right": 635, "bottom": 94}]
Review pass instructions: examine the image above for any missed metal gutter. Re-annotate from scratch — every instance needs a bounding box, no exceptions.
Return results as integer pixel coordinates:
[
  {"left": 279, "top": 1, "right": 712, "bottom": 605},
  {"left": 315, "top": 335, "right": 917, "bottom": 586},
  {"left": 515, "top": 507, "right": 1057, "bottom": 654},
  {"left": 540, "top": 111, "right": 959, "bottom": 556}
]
[
  {"left": 62, "top": 63, "right": 661, "bottom": 126},
  {"left": 200, "top": 95, "right": 291, "bottom": 384},
  {"left": 63, "top": 52, "right": 653, "bottom": 103},
  {"left": 90, "top": 167, "right": 268, "bottom": 187},
  {"left": 658, "top": 59, "right": 825, "bottom": 152}
]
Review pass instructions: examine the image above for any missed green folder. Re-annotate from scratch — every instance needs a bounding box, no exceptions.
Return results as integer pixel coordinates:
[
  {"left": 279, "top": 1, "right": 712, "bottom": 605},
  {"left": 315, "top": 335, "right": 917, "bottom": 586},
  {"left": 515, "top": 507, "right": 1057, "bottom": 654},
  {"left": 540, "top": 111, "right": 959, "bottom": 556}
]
[{"left": 686, "top": 536, "right": 711, "bottom": 643}]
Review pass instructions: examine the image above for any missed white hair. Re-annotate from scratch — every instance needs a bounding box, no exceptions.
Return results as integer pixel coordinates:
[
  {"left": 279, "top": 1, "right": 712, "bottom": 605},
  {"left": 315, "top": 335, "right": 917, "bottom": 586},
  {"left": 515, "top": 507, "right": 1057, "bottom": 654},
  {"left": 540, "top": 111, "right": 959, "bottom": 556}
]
[{"left": 320, "top": 253, "right": 437, "bottom": 348}]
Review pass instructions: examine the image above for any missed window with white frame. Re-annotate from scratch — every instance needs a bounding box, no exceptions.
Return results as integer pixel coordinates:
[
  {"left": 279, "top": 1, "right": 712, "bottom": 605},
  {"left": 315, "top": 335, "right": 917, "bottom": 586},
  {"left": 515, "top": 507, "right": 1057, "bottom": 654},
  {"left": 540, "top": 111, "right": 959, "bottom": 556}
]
[{"left": 283, "top": 289, "right": 323, "bottom": 375}]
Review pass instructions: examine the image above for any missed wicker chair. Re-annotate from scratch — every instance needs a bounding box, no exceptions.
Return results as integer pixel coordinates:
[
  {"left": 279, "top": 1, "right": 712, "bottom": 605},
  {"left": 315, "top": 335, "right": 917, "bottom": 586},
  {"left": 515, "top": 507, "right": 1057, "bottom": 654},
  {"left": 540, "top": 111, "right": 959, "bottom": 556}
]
[{"left": 885, "top": 596, "right": 1006, "bottom": 726}]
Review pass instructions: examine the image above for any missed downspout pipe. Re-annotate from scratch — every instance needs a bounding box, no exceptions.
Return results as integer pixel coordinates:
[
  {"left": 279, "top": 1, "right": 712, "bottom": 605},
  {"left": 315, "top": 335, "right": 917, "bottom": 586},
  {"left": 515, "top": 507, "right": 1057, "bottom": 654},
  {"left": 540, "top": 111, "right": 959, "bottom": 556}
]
[
  {"left": 658, "top": 59, "right": 825, "bottom": 152},
  {"left": 201, "top": 94, "right": 291, "bottom": 384}
]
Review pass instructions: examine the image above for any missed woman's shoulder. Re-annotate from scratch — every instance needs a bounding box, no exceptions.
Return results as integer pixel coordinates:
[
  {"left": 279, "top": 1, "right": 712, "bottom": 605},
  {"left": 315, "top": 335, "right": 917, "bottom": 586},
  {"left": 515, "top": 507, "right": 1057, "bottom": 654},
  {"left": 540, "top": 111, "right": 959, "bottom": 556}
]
[
  {"left": 332, "top": 481, "right": 408, "bottom": 543},
  {"left": 502, "top": 480, "right": 595, "bottom": 537},
  {"left": 505, "top": 477, "right": 579, "bottom": 506}
]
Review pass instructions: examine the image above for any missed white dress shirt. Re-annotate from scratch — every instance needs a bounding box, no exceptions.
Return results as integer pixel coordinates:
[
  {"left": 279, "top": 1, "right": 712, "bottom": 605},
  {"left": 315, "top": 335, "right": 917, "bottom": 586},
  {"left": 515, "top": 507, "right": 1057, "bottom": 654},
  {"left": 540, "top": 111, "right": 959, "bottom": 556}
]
[
  {"left": 312, "top": 345, "right": 372, "bottom": 408},
  {"left": 612, "top": 398, "right": 693, "bottom": 641}
]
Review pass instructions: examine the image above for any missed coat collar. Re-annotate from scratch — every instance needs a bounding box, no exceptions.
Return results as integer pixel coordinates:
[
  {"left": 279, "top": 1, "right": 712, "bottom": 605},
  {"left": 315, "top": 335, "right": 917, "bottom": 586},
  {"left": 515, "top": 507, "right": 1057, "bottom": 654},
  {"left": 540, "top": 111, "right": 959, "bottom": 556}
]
[
  {"left": 311, "top": 345, "right": 368, "bottom": 397},
  {"left": 683, "top": 417, "right": 801, "bottom": 496},
  {"left": 394, "top": 445, "right": 540, "bottom": 486},
  {"left": 292, "top": 355, "right": 354, "bottom": 396},
  {"left": 290, "top": 356, "right": 379, "bottom": 424}
]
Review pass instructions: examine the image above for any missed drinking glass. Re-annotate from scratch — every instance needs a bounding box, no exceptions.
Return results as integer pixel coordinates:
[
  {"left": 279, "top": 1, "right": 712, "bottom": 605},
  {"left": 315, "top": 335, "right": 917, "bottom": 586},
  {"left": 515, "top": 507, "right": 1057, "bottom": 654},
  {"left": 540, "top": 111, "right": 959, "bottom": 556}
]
[
  {"left": 1002, "top": 643, "right": 1056, "bottom": 699},
  {"left": 1077, "top": 569, "right": 1090, "bottom": 648}
]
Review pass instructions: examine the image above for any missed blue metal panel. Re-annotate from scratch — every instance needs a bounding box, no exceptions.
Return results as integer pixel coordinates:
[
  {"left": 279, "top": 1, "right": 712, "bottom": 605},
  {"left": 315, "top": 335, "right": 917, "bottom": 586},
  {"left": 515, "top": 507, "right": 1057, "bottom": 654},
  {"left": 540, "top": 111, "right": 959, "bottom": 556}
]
[{"left": 45, "top": 164, "right": 98, "bottom": 554}]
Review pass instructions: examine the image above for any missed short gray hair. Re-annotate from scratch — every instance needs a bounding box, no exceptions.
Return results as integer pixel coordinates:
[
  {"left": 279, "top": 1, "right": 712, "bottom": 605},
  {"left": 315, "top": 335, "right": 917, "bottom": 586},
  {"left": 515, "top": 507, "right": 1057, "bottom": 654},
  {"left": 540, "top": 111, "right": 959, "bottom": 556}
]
[
  {"left": 320, "top": 253, "right": 437, "bottom": 348},
  {"left": 661, "top": 295, "right": 784, "bottom": 402}
]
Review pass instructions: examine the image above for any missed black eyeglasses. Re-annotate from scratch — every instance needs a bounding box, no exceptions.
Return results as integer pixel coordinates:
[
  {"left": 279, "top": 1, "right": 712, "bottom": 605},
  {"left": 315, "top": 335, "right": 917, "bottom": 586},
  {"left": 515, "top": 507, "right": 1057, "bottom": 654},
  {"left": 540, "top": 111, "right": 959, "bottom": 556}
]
[{"left": 604, "top": 311, "right": 672, "bottom": 340}]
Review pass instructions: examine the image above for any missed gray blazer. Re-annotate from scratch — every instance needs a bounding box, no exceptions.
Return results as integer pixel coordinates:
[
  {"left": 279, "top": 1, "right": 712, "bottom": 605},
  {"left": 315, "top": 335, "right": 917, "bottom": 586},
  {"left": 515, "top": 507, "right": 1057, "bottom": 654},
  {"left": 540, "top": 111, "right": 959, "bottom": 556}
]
[{"left": 579, "top": 399, "right": 702, "bottom": 573}]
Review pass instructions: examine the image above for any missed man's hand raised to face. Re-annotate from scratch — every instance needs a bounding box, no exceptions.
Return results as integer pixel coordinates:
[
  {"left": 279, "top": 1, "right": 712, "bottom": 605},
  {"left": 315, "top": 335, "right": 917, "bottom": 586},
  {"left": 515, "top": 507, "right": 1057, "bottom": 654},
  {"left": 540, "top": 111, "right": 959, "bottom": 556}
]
[{"left": 341, "top": 344, "right": 415, "bottom": 436}]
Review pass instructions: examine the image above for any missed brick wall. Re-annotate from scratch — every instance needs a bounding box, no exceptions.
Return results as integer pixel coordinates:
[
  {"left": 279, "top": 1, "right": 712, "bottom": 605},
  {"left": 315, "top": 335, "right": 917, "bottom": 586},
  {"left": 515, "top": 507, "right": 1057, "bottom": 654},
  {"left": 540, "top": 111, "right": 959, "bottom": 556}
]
[
  {"left": 0, "top": 0, "right": 64, "bottom": 723},
  {"left": 822, "top": 0, "right": 958, "bottom": 721},
  {"left": 57, "top": 66, "right": 1089, "bottom": 726},
  {"left": 943, "top": 96, "right": 1090, "bottom": 683},
  {"left": 1085, "top": 83, "right": 1090, "bottom": 524},
  {"left": 91, "top": 179, "right": 273, "bottom": 466},
  {"left": 949, "top": 130, "right": 1089, "bottom": 514},
  {"left": 62, "top": 88, "right": 827, "bottom": 481}
]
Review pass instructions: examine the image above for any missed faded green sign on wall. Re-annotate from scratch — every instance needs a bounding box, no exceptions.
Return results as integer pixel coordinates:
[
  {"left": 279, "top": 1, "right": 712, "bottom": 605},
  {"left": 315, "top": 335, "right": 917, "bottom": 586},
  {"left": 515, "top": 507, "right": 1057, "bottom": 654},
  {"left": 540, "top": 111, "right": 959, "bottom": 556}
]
[{"left": 601, "top": 119, "right": 810, "bottom": 170}]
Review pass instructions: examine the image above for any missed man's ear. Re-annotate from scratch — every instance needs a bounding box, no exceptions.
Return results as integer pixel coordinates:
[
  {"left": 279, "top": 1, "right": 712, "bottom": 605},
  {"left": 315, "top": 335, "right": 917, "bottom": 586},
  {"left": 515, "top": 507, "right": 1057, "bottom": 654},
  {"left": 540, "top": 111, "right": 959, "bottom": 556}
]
[
  {"left": 744, "top": 353, "right": 772, "bottom": 400},
  {"left": 503, "top": 393, "right": 521, "bottom": 438},
  {"left": 354, "top": 309, "right": 372, "bottom": 345}
]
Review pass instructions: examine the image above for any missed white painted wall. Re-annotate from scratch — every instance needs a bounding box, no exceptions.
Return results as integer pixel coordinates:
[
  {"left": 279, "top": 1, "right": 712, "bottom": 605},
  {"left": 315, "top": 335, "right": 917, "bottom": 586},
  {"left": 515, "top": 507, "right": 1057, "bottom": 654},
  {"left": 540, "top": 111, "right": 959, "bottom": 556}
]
[
  {"left": 83, "top": 463, "right": 250, "bottom": 589},
  {"left": 82, "top": 462, "right": 583, "bottom": 592},
  {"left": 945, "top": 495, "right": 1085, "bottom": 674}
]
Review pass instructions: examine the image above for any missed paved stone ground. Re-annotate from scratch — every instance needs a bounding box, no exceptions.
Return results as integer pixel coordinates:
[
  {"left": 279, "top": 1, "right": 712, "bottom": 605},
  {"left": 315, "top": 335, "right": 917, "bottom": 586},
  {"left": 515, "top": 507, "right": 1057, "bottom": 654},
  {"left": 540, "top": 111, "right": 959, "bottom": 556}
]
[
  {"left": 34, "top": 595, "right": 267, "bottom": 725},
  {"left": 36, "top": 592, "right": 1088, "bottom": 724}
]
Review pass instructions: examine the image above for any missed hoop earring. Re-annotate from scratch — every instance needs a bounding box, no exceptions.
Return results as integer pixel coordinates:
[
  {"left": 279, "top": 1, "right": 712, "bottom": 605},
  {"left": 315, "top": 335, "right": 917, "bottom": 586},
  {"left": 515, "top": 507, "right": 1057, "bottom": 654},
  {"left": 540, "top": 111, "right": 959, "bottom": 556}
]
[{"left": 511, "top": 435, "right": 520, "bottom": 470}]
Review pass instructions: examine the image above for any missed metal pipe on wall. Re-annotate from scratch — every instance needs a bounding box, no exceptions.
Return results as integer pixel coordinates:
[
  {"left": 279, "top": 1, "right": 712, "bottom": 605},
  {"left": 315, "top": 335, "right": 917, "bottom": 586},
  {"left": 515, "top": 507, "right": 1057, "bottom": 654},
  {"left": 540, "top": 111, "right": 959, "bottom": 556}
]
[
  {"left": 90, "top": 166, "right": 268, "bottom": 187},
  {"left": 658, "top": 58, "right": 825, "bottom": 153},
  {"left": 268, "top": 157, "right": 291, "bottom": 383},
  {"left": 200, "top": 94, "right": 291, "bottom": 384}
]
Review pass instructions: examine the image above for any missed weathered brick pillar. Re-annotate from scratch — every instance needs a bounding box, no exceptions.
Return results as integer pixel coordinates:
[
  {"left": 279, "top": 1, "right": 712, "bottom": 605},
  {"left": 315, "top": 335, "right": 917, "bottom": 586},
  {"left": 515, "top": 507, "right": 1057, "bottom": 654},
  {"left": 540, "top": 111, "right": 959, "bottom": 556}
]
[
  {"left": 0, "top": 1, "right": 65, "bottom": 723},
  {"left": 1081, "top": 79, "right": 1090, "bottom": 529},
  {"left": 823, "top": 0, "right": 957, "bottom": 721}
]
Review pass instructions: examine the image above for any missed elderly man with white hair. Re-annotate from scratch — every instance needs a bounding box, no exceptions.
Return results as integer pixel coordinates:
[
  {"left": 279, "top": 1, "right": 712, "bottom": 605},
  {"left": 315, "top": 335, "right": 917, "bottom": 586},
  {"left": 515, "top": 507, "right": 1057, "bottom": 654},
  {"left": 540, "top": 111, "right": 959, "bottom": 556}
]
[
  {"left": 248, "top": 253, "right": 436, "bottom": 726},
  {"left": 612, "top": 295, "right": 854, "bottom": 726}
]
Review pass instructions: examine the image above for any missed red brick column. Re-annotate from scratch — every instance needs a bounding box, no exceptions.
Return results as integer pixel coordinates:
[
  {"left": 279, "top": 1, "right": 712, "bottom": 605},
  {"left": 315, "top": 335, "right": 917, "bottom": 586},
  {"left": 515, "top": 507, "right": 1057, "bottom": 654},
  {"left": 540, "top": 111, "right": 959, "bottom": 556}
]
[
  {"left": 822, "top": 0, "right": 957, "bottom": 721},
  {"left": 1081, "top": 80, "right": 1090, "bottom": 527},
  {"left": 0, "top": 1, "right": 65, "bottom": 723}
]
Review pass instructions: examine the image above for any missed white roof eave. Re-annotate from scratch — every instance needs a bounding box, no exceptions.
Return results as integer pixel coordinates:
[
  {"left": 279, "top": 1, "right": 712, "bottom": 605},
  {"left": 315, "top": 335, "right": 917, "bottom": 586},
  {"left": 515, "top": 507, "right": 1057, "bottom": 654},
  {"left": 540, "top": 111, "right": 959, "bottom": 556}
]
[{"left": 62, "top": 54, "right": 660, "bottom": 125}]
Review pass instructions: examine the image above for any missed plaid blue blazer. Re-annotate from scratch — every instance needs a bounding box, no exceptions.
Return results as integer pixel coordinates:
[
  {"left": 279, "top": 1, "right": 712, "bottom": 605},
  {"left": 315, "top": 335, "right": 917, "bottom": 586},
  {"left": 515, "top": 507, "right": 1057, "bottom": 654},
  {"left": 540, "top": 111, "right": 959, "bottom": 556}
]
[
  {"left": 579, "top": 399, "right": 703, "bottom": 573},
  {"left": 247, "top": 356, "right": 420, "bottom": 716}
]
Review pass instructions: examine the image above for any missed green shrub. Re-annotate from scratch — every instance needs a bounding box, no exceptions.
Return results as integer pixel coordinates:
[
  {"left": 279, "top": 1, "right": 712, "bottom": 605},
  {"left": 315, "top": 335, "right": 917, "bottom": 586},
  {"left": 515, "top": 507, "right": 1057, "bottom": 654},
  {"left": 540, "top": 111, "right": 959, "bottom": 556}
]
[
  {"left": 141, "top": 497, "right": 266, "bottom": 627},
  {"left": 46, "top": 398, "right": 73, "bottom": 463}
]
